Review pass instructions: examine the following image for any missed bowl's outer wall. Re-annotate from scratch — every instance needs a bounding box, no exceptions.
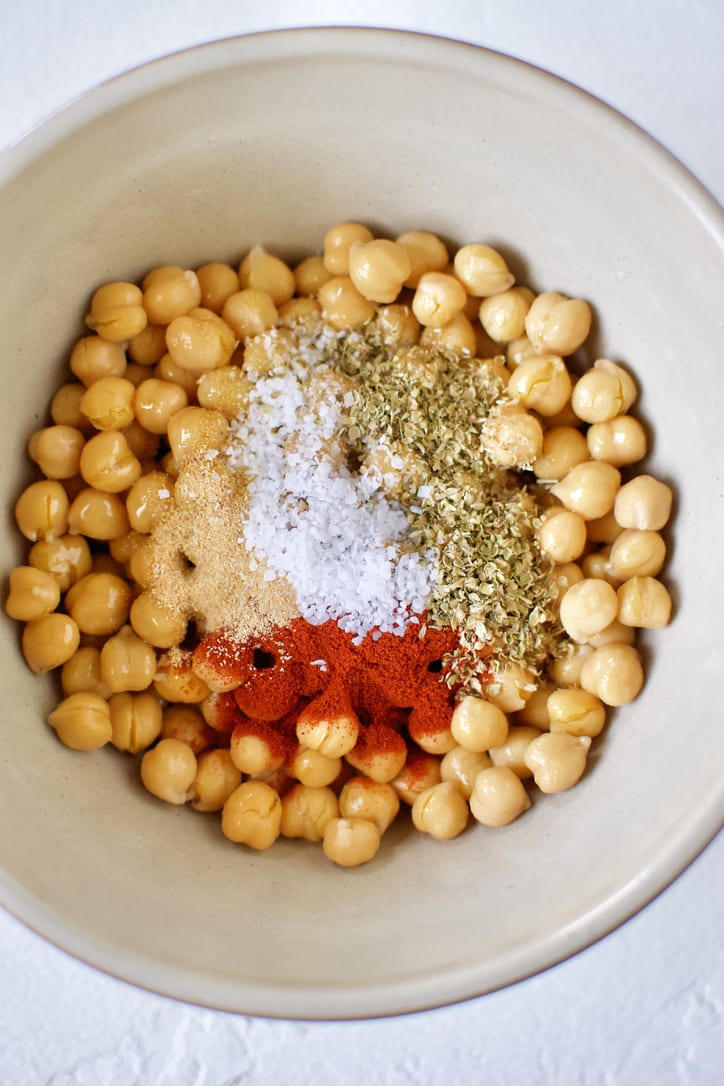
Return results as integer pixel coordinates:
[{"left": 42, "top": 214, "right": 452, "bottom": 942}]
[{"left": 1, "top": 30, "right": 722, "bottom": 1019}]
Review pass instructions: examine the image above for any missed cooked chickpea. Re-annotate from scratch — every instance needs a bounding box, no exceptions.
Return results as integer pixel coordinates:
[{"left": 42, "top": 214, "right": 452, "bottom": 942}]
[
  {"left": 586, "top": 511, "right": 623, "bottom": 545},
  {"left": 70, "top": 336, "right": 126, "bottom": 386},
  {"left": 450, "top": 695, "right": 508, "bottom": 752},
  {"left": 166, "top": 406, "right": 229, "bottom": 467},
  {"left": 222, "top": 289, "right": 278, "bottom": 340},
  {"left": 392, "top": 230, "right": 447, "bottom": 287},
  {"left": 28, "top": 533, "right": 92, "bottom": 591},
  {"left": 538, "top": 508, "right": 587, "bottom": 564},
  {"left": 100, "top": 625, "right": 157, "bottom": 692},
  {"left": 586, "top": 618, "right": 636, "bottom": 647},
  {"left": 125, "top": 472, "right": 174, "bottom": 533},
  {"left": 420, "top": 312, "right": 477, "bottom": 355},
  {"left": 524, "top": 292, "right": 592, "bottom": 355},
  {"left": 238, "top": 246, "right": 295, "bottom": 307},
  {"left": 411, "top": 781, "right": 469, "bottom": 840},
  {"left": 154, "top": 650, "right": 210, "bottom": 703},
  {"left": 5, "top": 565, "right": 61, "bottom": 621},
  {"left": 195, "top": 262, "right": 240, "bottom": 314},
  {"left": 580, "top": 548, "right": 618, "bottom": 585},
  {"left": 532, "top": 426, "right": 589, "bottom": 482},
  {"left": 485, "top": 662, "right": 537, "bottom": 713},
  {"left": 322, "top": 816, "right": 380, "bottom": 866},
  {"left": 481, "top": 403, "right": 543, "bottom": 468},
  {"left": 230, "top": 729, "right": 284, "bottom": 775},
  {"left": 453, "top": 244, "right": 514, "bottom": 297},
  {"left": 65, "top": 572, "right": 131, "bottom": 635},
  {"left": 547, "top": 689, "right": 606, "bottom": 738},
  {"left": 51, "top": 383, "right": 91, "bottom": 430},
  {"left": 134, "top": 378, "right": 189, "bottom": 435},
  {"left": 28, "top": 425, "right": 85, "bottom": 479},
  {"left": 196, "top": 366, "right": 251, "bottom": 418},
  {"left": 79, "top": 431, "right": 141, "bottom": 493},
  {"left": 141, "top": 737, "right": 197, "bottom": 804},
  {"left": 294, "top": 254, "right": 333, "bottom": 296},
  {"left": 161, "top": 704, "right": 215, "bottom": 754},
  {"left": 411, "top": 271, "right": 467, "bottom": 327},
  {"left": 506, "top": 334, "right": 538, "bottom": 368},
  {"left": 15, "top": 480, "right": 69, "bottom": 542},
  {"left": 128, "top": 322, "right": 167, "bottom": 366},
  {"left": 614, "top": 475, "right": 673, "bottom": 531},
  {"left": 524, "top": 732, "right": 591, "bottom": 793},
  {"left": 318, "top": 275, "right": 376, "bottom": 331},
  {"left": 390, "top": 752, "right": 442, "bottom": 805},
  {"left": 548, "top": 561, "right": 585, "bottom": 607},
  {"left": 587, "top": 415, "right": 647, "bottom": 465},
  {"left": 142, "top": 266, "right": 201, "bottom": 325},
  {"left": 165, "top": 307, "right": 236, "bottom": 373},
  {"left": 580, "top": 642, "right": 644, "bottom": 706},
  {"left": 85, "top": 281, "right": 147, "bottom": 342},
  {"left": 22, "top": 612, "right": 80, "bottom": 673},
  {"left": 79, "top": 377, "right": 136, "bottom": 431},
  {"left": 571, "top": 359, "right": 637, "bottom": 424},
  {"left": 469, "top": 765, "right": 531, "bottom": 826},
  {"left": 123, "top": 421, "right": 161, "bottom": 463},
  {"left": 372, "top": 303, "right": 421, "bottom": 346},
  {"left": 488, "top": 726, "right": 541, "bottom": 779},
  {"left": 548, "top": 642, "right": 593, "bottom": 686},
  {"left": 222, "top": 780, "right": 282, "bottom": 849},
  {"left": 516, "top": 682, "right": 554, "bottom": 729},
  {"left": 323, "top": 222, "right": 374, "bottom": 275},
  {"left": 478, "top": 286, "right": 534, "bottom": 343},
  {"left": 295, "top": 701, "right": 359, "bottom": 758},
  {"left": 551, "top": 461, "right": 621, "bottom": 520},
  {"left": 506, "top": 354, "right": 572, "bottom": 416},
  {"left": 191, "top": 749, "right": 242, "bottom": 813},
  {"left": 617, "top": 576, "right": 672, "bottom": 629},
  {"left": 440, "top": 745, "right": 491, "bottom": 798},
  {"left": 68, "top": 488, "right": 130, "bottom": 540},
  {"left": 129, "top": 592, "right": 187, "bottom": 649},
  {"left": 109, "top": 691, "right": 163, "bottom": 753},
  {"left": 290, "top": 746, "right": 342, "bottom": 788},
  {"left": 155, "top": 354, "right": 200, "bottom": 398},
  {"left": 338, "top": 778, "right": 399, "bottom": 834},
  {"left": 278, "top": 297, "right": 323, "bottom": 327},
  {"left": 278, "top": 784, "right": 338, "bottom": 841},
  {"left": 61, "top": 646, "right": 110, "bottom": 698},
  {"left": 345, "top": 728, "right": 408, "bottom": 783},
  {"left": 347, "top": 239, "right": 412, "bottom": 303},
  {"left": 559, "top": 577, "right": 619, "bottom": 643},
  {"left": 608, "top": 529, "right": 666, "bottom": 579},
  {"left": 48, "top": 691, "right": 112, "bottom": 751}
]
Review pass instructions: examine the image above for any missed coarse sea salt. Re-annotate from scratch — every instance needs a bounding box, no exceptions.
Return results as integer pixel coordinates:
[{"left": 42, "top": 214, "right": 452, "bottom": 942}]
[{"left": 225, "top": 324, "right": 435, "bottom": 638}]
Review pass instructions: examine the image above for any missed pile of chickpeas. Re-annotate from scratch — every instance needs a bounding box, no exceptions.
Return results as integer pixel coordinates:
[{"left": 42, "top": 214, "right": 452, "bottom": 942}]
[{"left": 5, "top": 221, "right": 673, "bottom": 867}]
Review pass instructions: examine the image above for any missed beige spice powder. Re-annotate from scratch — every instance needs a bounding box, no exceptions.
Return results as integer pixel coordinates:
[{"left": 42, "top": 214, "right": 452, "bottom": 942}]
[{"left": 146, "top": 455, "right": 299, "bottom": 641}]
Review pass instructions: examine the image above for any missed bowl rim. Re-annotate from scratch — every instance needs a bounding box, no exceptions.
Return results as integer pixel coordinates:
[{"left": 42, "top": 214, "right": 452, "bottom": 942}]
[{"left": 1, "top": 25, "right": 723, "bottom": 1020}]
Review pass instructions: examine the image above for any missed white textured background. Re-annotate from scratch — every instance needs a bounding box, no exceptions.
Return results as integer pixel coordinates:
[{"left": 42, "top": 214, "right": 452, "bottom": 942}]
[{"left": 1, "top": 2, "right": 722, "bottom": 1083}]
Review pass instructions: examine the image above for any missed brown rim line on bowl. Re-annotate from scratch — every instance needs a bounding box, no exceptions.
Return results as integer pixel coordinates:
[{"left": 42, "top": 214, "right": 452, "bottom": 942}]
[{"left": 1, "top": 28, "right": 723, "bottom": 1020}]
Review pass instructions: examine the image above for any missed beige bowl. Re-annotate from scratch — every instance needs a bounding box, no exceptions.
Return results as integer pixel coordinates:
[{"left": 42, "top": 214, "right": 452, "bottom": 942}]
[{"left": 1, "top": 29, "right": 722, "bottom": 1019}]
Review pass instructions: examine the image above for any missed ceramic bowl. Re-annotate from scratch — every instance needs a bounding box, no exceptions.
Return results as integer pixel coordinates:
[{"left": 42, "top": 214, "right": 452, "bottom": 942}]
[{"left": 1, "top": 28, "right": 722, "bottom": 1019}]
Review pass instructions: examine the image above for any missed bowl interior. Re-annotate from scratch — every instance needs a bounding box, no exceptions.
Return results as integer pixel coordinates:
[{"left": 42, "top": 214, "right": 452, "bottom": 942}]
[{"left": 1, "top": 29, "right": 723, "bottom": 1019}]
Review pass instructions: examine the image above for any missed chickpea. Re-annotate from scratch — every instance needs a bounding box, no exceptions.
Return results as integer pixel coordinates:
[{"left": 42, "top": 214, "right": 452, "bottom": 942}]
[
  {"left": 614, "top": 475, "right": 673, "bottom": 531},
  {"left": 608, "top": 529, "right": 666, "bottom": 579},
  {"left": 195, "top": 262, "right": 240, "bottom": 314},
  {"left": 5, "top": 565, "right": 61, "bottom": 621},
  {"left": 109, "top": 691, "right": 163, "bottom": 753},
  {"left": 586, "top": 619, "right": 636, "bottom": 647},
  {"left": 51, "top": 383, "right": 91, "bottom": 430},
  {"left": 345, "top": 727, "right": 408, "bottom": 783},
  {"left": 166, "top": 406, "right": 229, "bottom": 467},
  {"left": 516, "top": 682, "right": 554, "bottom": 729},
  {"left": 165, "top": 307, "right": 236, "bottom": 373},
  {"left": 617, "top": 576, "right": 672, "bottom": 628},
  {"left": 450, "top": 695, "right": 509, "bottom": 752},
  {"left": 79, "top": 431, "right": 142, "bottom": 493},
  {"left": 587, "top": 415, "right": 647, "bottom": 466},
  {"left": 586, "top": 511, "right": 623, "bottom": 545},
  {"left": 85, "top": 281, "right": 147, "bottom": 342},
  {"left": 128, "top": 322, "right": 167, "bottom": 366},
  {"left": 506, "top": 355, "right": 572, "bottom": 416},
  {"left": 440, "top": 745, "right": 491, "bottom": 799},
  {"left": 22, "top": 612, "right": 80, "bottom": 673},
  {"left": 78, "top": 377, "right": 135, "bottom": 432},
  {"left": 65, "top": 572, "right": 131, "bottom": 635},
  {"left": 420, "top": 312, "right": 477, "bottom": 356},
  {"left": 538, "top": 508, "right": 587, "bottom": 564},
  {"left": 191, "top": 749, "right": 242, "bottom": 813},
  {"left": 391, "top": 230, "right": 447, "bottom": 287},
  {"left": 559, "top": 577, "right": 619, "bottom": 643},
  {"left": 154, "top": 650, "right": 210, "bottom": 703},
  {"left": 580, "top": 642, "right": 644, "bottom": 706},
  {"left": 48, "top": 691, "right": 112, "bottom": 751},
  {"left": 551, "top": 461, "right": 621, "bottom": 520},
  {"left": 70, "top": 336, "right": 126, "bottom": 386},
  {"left": 197, "top": 366, "right": 251, "bottom": 419},
  {"left": 141, "top": 737, "right": 197, "bottom": 804},
  {"left": 478, "top": 286, "right": 534, "bottom": 343},
  {"left": 68, "top": 487, "right": 130, "bottom": 540},
  {"left": 481, "top": 403, "right": 543, "bottom": 469},
  {"left": 548, "top": 561, "right": 585, "bottom": 607},
  {"left": 100, "top": 625, "right": 157, "bottom": 692},
  {"left": 142, "top": 265, "right": 201, "bottom": 325},
  {"left": 411, "top": 781, "right": 469, "bottom": 840},
  {"left": 230, "top": 728, "right": 285, "bottom": 775},
  {"left": 15, "top": 480, "right": 69, "bottom": 542},
  {"left": 129, "top": 592, "right": 187, "bottom": 649},
  {"left": 571, "top": 359, "right": 637, "bottom": 424},
  {"left": 524, "top": 732, "right": 591, "bottom": 793},
  {"left": 155, "top": 354, "right": 200, "bottom": 398},
  {"left": 548, "top": 642, "right": 593, "bottom": 686},
  {"left": 323, "top": 222, "right": 374, "bottom": 275},
  {"left": 125, "top": 472, "right": 174, "bottom": 533},
  {"left": 321, "top": 813, "right": 385, "bottom": 869},
  {"left": 290, "top": 746, "right": 342, "bottom": 788},
  {"left": 547, "top": 689, "right": 606, "bottom": 738},
  {"left": 453, "top": 244, "right": 514, "bottom": 297},
  {"left": 506, "top": 334, "right": 538, "bottom": 368},
  {"left": 347, "top": 238, "right": 411, "bottom": 303},
  {"left": 222, "top": 780, "right": 282, "bottom": 850},
  {"left": 391, "top": 752, "right": 442, "bottom": 805},
  {"left": 338, "top": 777, "right": 399, "bottom": 834},
  {"left": 488, "top": 726, "right": 541, "bottom": 779},
  {"left": 28, "top": 425, "right": 85, "bottom": 479},
  {"left": 279, "top": 784, "right": 339, "bottom": 841},
  {"left": 372, "top": 303, "right": 421, "bottom": 346},
  {"left": 469, "top": 766, "right": 531, "bottom": 826},
  {"left": 123, "top": 420, "right": 161, "bottom": 463},
  {"left": 411, "top": 272, "right": 467, "bottom": 327},
  {"left": 318, "top": 275, "right": 376, "bottom": 331},
  {"left": 532, "top": 426, "right": 589, "bottom": 482},
  {"left": 222, "top": 288, "right": 278, "bottom": 340},
  {"left": 278, "top": 297, "right": 323, "bottom": 327},
  {"left": 524, "top": 292, "right": 592, "bottom": 355},
  {"left": 485, "top": 662, "right": 537, "bottom": 713},
  {"left": 28, "top": 533, "right": 92, "bottom": 591},
  {"left": 161, "top": 704, "right": 215, "bottom": 754},
  {"left": 580, "top": 548, "right": 618, "bottom": 586},
  {"left": 60, "top": 646, "right": 110, "bottom": 698},
  {"left": 294, "top": 255, "right": 333, "bottom": 296},
  {"left": 134, "top": 378, "right": 189, "bottom": 435},
  {"left": 238, "top": 245, "right": 295, "bottom": 307},
  {"left": 295, "top": 699, "right": 360, "bottom": 759}
]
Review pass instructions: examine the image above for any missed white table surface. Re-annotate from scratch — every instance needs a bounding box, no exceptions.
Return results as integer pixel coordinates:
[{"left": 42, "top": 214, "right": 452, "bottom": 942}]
[{"left": 1, "top": 3, "right": 722, "bottom": 1083}]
